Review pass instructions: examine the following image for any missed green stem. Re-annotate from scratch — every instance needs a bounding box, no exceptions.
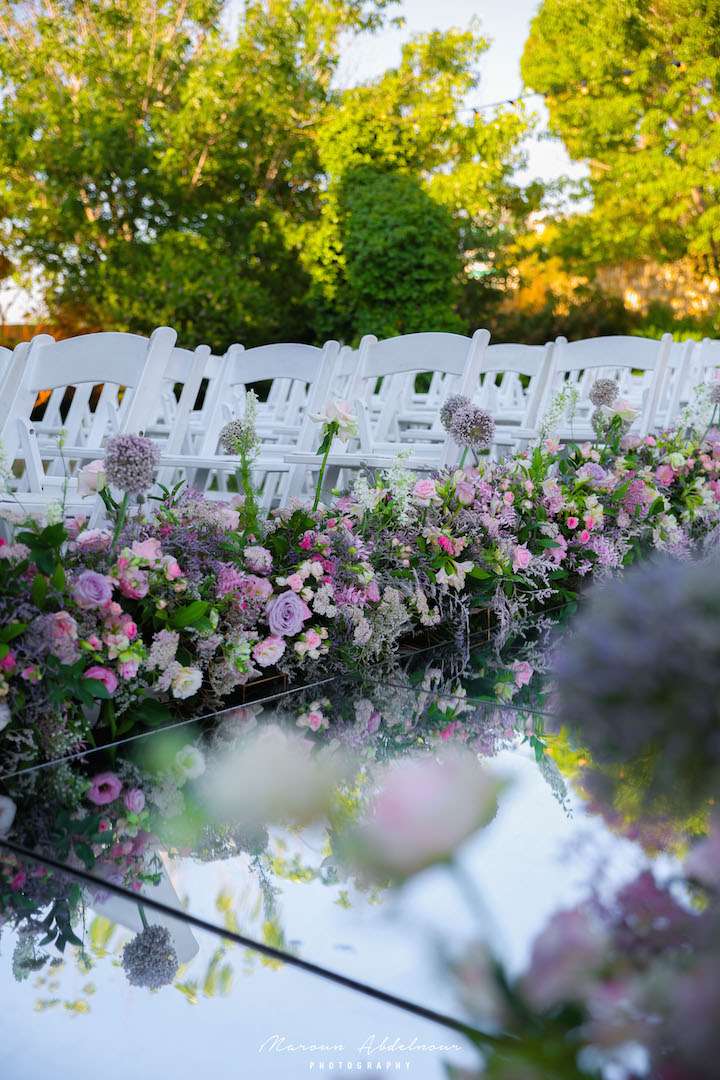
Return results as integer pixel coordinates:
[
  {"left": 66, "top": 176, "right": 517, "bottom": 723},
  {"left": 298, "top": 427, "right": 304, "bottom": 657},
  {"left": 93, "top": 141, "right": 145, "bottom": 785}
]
[
  {"left": 138, "top": 903, "right": 149, "bottom": 930},
  {"left": 111, "top": 491, "right": 130, "bottom": 553},
  {"left": 459, "top": 446, "right": 468, "bottom": 468},
  {"left": 313, "top": 422, "right": 338, "bottom": 512}
]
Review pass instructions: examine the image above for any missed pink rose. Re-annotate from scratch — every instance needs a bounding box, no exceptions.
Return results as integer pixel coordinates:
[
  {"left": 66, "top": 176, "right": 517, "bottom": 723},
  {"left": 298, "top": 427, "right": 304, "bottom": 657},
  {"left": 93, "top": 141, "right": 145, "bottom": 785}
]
[
  {"left": 413, "top": 478, "right": 438, "bottom": 503},
  {"left": 123, "top": 788, "right": 146, "bottom": 814},
  {"left": 512, "top": 545, "right": 532, "bottom": 572},
  {"left": 75, "top": 528, "right": 112, "bottom": 553},
  {"left": 512, "top": 660, "right": 534, "bottom": 688},
  {"left": 77, "top": 459, "right": 106, "bottom": 497},
  {"left": 87, "top": 771, "right": 123, "bottom": 805},
  {"left": 72, "top": 570, "right": 113, "bottom": 610},
  {"left": 163, "top": 556, "right": 183, "bottom": 580},
  {"left": 131, "top": 537, "right": 163, "bottom": 564},
  {"left": 118, "top": 565, "right": 149, "bottom": 600},
  {"left": 83, "top": 665, "right": 119, "bottom": 696},
  {"left": 252, "top": 635, "right": 286, "bottom": 668}
]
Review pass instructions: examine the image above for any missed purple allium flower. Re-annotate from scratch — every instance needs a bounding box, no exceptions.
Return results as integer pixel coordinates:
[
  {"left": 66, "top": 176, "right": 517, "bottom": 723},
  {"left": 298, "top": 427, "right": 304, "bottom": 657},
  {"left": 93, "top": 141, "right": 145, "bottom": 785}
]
[
  {"left": 122, "top": 924, "right": 178, "bottom": 989},
  {"left": 589, "top": 378, "right": 618, "bottom": 408},
  {"left": 439, "top": 394, "right": 469, "bottom": 432},
  {"left": 104, "top": 434, "right": 159, "bottom": 494},
  {"left": 554, "top": 556, "right": 720, "bottom": 807},
  {"left": 266, "top": 590, "right": 311, "bottom": 636},
  {"left": 72, "top": 570, "right": 113, "bottom": 610},
  {"left": 709, "top": 382, "right": 720, "bottom": 406}
]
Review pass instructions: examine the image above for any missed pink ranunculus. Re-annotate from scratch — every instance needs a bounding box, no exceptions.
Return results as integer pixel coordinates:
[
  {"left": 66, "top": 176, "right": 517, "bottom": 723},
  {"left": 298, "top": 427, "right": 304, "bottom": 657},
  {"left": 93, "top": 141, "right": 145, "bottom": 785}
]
[
  {"left": 252, "top": 635, "right": 286, "bottom": 668},
  {"left": 123, "top": 788, "right": 146, "bottom": 814},
  {"left": 437, "top": 535, "right": 455, "bottom": 555},
  {"left": 512, "top": 660, "right": 534, "bottom": 688},
  {"left": 72, "top": 569, "right": 114, "bottom": 610},
  {"left": 412, "top": 478, "right": 438, "bottom": 503},
  {"left": 512, "top": 545, "right": 532, "bottom": 572},
  {"left": 579, "top": 529, "right": 591, "bottom": 544},
  {"left": 131, "top": 537, "right": 163, "bottom": 564},
  {"left": 566, "top": 516, "right": 579, "bottom": 529},
  {"left": 266, "top": 590, "right": 311, "bottom": 636},
  {"left": 87, "top": 771, "right": 123, "bottom": 806},
  {"left": 83, "top": 665, "right": 119, "bottom": 696}
]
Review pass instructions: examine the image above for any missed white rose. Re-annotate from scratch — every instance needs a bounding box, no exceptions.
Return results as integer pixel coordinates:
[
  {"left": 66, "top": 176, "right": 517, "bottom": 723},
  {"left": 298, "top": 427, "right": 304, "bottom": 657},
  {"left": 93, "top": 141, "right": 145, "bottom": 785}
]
[
  {"left": 170, "top": 665, "right": 203, "bottom": 700},
  {"left": 174, "top": 745, "right": 206, "bottom": 780},
  {"left": 0, "top": 795, "right": 17, "bottom": 836},
  {"left": 78, "top": 459, "right": 107, "bottom": 497}
]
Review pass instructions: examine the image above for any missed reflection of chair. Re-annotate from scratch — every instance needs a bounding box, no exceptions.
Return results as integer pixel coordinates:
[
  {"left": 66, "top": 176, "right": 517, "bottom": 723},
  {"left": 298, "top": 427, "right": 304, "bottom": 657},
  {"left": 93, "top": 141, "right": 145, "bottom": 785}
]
[{"left": 90, "top": 857, "right": 199, "bottom": 964}]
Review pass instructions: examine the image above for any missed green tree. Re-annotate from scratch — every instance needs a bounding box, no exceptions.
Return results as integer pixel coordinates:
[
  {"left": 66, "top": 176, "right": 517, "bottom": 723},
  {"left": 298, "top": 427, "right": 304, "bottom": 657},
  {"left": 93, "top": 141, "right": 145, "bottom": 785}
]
[
  {"left": 521, "top": 0, "right": 720, "bottom": 276},
  {"left": 0, "top": 2, "right": 532, "bottom": 347},
  {"left": 332, "top": 166, "right": 464, "bottom": 339},
  {"left": 302, "top": 26, "right": 535, "bottom": 340},
  {"left": 0, "top": 0, "right": 397, "bottom": 347}
]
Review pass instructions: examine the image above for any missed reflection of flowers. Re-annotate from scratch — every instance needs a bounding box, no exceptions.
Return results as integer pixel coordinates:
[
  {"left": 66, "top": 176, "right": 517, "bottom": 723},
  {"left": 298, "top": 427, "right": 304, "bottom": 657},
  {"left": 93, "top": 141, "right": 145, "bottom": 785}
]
[
  {"left": 0, "top": 794, "right": 17, "bottom": 835},
  {"left": 122, "top": 922, "right": 179, "bottom": 990},
  {"left": 87, "top": 772, "right": 123, "bottom": 805}
]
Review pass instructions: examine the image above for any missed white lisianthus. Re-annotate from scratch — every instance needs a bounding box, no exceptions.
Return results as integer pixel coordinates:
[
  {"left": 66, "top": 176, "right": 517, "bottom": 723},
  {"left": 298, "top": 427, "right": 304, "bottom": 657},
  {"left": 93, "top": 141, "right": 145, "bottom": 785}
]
[
  {"left": 170, "top": 665, "right": 203, "bottom": 700},
  {"left": 310, "top": 400, "right": 358, "bottom": 442},
  {"left": 0, "top": 794, "right": 17, "bottom": 836},
  {"left": 600, "top": 398, "right": 638, "bottom": 425},
  {"left": 436, "top": 560, "right": 474, "bottom": 591},
  {"left": 174, "top": 745, "right": 206, "bottom": 781},
  {"left": 78, "top": 459, "right": 107, "bottom": 497}
]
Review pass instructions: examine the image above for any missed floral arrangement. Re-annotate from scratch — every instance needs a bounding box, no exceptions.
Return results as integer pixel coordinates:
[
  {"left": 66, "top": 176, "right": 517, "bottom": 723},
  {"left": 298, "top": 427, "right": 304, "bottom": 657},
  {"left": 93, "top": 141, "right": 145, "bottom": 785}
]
[{"left": 1, "top": 405, "right": 719, "bottom": 771}]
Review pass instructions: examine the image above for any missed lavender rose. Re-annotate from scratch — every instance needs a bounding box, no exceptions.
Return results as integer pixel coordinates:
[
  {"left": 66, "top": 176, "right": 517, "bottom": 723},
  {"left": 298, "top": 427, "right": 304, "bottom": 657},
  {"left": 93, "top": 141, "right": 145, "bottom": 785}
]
[
  {"left": 266, "top": 590, "right": 311, "bottom": 637},
  {"left": 72, "top": 570, "right": 114, "bottom": 610}
]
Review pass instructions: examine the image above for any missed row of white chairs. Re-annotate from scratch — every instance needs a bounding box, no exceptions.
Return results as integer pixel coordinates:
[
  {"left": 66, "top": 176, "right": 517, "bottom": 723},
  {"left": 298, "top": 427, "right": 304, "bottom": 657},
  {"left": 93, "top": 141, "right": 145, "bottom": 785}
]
[{"left": 0, "top": 327, "right": 718, "bottom": 521}]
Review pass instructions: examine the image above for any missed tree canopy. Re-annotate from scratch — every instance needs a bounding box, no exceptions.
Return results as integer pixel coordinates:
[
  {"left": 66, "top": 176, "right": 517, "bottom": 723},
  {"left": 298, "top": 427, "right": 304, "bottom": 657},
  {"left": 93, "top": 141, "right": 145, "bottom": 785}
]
[
  {"left": 521, "top": 0, "right": 720, "bottom": 276},
  {"left": 0, "top": 0, "right": 531, "bottom": 348}
]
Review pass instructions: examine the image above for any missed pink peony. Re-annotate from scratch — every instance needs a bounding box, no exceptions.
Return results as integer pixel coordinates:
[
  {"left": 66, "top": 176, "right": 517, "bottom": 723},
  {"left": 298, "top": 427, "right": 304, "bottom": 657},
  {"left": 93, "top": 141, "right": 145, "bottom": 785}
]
[
  {"left": 252, "top": 635, "right": 286, "bottom": 668},
  {"left": 75, "top": 528, "right": 112, "bottom": 553},
  {"left": 87, "top": 771, "right": 123, "bottom": 805},
  {"left": 83, "top": 665, "right": 119, "bottom": 696}
]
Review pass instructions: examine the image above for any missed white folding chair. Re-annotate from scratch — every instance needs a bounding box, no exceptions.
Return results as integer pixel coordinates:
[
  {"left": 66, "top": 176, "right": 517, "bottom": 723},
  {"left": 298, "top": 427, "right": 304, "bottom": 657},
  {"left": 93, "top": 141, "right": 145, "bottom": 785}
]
[
  {"left": 154, "top": 340, "right": 341, "bottom": 509},
  {"left": 283, "top": 330, "right": 491, "bottom": 492},
  {"left": 542, "top": 334, "right": 673, "bottom": 438},
  {"left": 0, "top": 328, "right": 177, "bottom": 517}
]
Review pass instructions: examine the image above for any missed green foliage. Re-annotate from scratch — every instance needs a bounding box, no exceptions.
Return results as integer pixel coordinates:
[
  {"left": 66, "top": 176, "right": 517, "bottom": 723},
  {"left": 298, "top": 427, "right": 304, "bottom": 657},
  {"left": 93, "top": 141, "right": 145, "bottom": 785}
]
[
  {"left": 522, "top": 0, "right": 720, "bottom": 275},
  {"left": 0, "top": 1, "right": 531, "bottom": 347},
  {"left": 329, "top": 167, "right": 464, "bottom": 340}
]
